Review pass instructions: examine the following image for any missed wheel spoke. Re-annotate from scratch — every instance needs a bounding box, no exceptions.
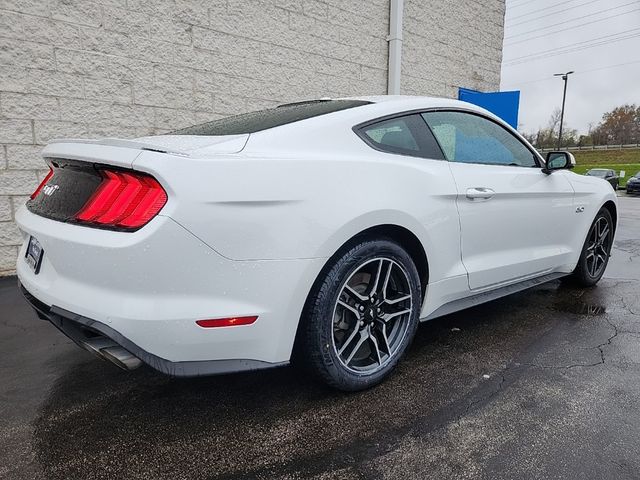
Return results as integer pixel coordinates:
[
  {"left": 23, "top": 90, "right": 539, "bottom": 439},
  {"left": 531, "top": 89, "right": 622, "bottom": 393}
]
[
  {"left": 379, "top": 323, "right": 391, "bottom": 355},
  {"left": 599, "top": 225, "right": 609, "bottom": 242},
  {"left": 344, "top": 285, "right": 367, "bottom": 303},
  {"left": 382, "top": 308, "right": 411, "bottom": 323},
  {"left": 383, "top": 294, "right": 411, "bottom": 305},
  {"left": 598, "top": 245, "right": 608, "bottom": 257},
  {"left": 338, "top": 322, "right": 361, "bottom": 356},
  {"left": 344, "top": 330, "right": 368, "bottom": 365},
  {"left": 367, "top": 259, "right": 385, "bottom": 297},
  {"left": 369, "top": 331, "right": 382, "bottom": 365},
  {"left": 589, "top": 256, "right": 598, "bottom": 276},
  {"left": 337, "top": 299, "right": 361, "bottom": 319},
  {"left": 381, "top": 261, "right": 393, "bottom": 300}
]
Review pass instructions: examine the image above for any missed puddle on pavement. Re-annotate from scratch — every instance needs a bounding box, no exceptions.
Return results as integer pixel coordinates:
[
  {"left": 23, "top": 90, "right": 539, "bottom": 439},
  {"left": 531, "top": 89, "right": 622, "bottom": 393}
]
[{"left": 552, "top": 301, "right": 606, "bottom": 316}]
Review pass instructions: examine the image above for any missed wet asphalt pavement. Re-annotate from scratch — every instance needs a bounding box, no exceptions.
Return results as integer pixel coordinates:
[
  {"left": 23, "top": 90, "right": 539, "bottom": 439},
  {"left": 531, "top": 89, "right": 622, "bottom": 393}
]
[{"left": 1, "top": 197, "right": 639, "bottom": 480}]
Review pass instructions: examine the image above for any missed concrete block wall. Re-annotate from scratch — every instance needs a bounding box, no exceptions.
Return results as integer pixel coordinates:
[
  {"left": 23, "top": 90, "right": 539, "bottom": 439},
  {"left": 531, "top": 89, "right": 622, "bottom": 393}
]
[
  {"left": 0, "top": 0, "right": 504, "bottom": 275},
  {"left": 402, "top": 0, "right": 504, "bottom": 97}
]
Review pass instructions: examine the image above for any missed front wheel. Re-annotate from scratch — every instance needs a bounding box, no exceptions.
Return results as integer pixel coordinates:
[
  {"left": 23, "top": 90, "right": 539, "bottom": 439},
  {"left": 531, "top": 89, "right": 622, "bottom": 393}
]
[
  {"left": 571, "top": 208, "right": 614, "bottom": 287},
  {"left": 297, "top": 239, "right": 422, "bottom": 391}
]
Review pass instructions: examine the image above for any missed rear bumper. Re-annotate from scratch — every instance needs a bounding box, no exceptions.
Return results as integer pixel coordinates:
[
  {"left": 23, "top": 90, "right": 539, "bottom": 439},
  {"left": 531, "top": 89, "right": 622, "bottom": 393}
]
[
  {"left": 20, "top": 283, "right": 283, "bottom": 376},
  {"left": 15, "top": 206, "right": 326, "bottom": 369},
  {"left": 626, "top": 184, "right": 640, "bottom": 194}
]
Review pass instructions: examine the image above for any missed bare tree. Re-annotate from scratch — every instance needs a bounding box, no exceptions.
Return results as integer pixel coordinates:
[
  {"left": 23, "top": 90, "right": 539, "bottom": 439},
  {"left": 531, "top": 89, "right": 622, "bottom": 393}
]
[{"left": 523, "top": 108, "right": 577, "bottom": 149}]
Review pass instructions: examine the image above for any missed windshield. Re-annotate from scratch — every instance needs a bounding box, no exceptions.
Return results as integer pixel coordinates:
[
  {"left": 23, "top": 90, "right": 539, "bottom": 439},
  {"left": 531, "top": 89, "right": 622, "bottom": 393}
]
[
  {"left": 170, "top": 99, "right": 371, "bottom": 135},
  {"left": 587, "top": 170, "right": 608, "bottom": 178}
]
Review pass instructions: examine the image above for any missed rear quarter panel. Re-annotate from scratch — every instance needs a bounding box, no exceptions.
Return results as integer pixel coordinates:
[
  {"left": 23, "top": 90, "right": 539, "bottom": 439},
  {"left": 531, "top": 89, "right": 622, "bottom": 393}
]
[{"left": 132, "top": 149, "right": 465, "bottom": 287}]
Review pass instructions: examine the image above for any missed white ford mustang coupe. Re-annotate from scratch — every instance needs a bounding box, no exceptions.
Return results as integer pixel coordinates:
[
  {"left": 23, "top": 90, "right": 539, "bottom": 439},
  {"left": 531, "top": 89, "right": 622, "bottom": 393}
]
[{"left": 17, "top": 96, "right": 617, "bottom": 391}]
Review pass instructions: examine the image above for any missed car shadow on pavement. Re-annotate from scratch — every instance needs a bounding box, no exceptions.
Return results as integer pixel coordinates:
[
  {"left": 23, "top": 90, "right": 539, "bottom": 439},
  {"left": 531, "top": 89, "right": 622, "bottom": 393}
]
[{"left": 31, "top": 279, "right": 635, "bottom": 479}]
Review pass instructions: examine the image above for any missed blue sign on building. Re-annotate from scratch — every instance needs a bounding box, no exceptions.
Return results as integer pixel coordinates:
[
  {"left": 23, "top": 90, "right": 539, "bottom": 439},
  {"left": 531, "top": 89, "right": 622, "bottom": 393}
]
[{"left": 458, "top": 87, "right": 520, "bottom": 129}]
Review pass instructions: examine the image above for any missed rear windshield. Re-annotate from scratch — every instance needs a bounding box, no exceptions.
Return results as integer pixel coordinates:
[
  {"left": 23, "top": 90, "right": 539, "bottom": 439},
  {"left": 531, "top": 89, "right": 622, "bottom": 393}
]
[
  {"left": 587, "top": 170, "right": 607, "bottom": 177},
  {"left": 171, "top": 99, "right": 371, "bottom": 135}
]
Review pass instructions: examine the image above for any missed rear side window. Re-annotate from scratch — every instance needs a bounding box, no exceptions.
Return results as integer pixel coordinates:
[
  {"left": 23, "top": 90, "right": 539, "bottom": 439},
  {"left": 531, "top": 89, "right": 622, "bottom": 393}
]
[
  {"left": 363, "top": 117, "right": 420, "bottom": 151},
  {"left": 171, "top": 99, "right": 371, "bottom": 135},
  {"left": 356, "top": 114, "right": 445, "bottom": 160}
]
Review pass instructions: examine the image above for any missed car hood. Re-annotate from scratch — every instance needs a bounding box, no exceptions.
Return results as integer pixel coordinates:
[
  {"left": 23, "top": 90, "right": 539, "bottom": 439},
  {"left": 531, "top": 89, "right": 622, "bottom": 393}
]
[{"left": 569, "top": 171, "right": 616, "bottom": 191}]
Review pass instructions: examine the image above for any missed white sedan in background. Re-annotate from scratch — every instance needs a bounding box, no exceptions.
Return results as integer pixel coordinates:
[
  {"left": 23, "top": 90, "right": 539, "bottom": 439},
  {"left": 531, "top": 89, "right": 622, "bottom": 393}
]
[{"left": 17, "top": 96, "right": 617, "bottom": 391}]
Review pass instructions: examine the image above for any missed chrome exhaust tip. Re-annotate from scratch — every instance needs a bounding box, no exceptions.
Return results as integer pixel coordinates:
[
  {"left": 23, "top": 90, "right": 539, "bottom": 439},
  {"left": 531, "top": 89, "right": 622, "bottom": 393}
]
[
  {"left": 100, "top": 346, "right": 143, "bottom": 370},
  {"left": 81, "top": 337, "right": 118, "bottom": 358},
  {"left": 81, "top": 338, "right": 142, "bottom": 370}
]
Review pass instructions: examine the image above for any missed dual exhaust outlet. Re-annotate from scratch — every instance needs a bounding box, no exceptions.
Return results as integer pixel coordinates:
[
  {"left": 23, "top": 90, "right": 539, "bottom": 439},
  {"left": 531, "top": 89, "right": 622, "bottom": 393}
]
[{"left": 81, "top": 337, "right": 142, "bottom": 371}]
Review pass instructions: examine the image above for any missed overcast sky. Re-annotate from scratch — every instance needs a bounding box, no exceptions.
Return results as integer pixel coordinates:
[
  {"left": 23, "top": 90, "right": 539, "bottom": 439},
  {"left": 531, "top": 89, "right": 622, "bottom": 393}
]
[{"left": 500, "top": 0, "right": 640, "bottom": 134}]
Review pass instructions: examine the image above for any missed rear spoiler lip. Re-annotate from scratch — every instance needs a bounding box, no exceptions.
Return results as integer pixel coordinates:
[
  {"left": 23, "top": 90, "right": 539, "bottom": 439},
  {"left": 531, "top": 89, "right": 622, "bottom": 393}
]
[
  {"left": 46, "top": 134, "right": 250, "bottom": 158},
  {"left": 46, "top": 138, "right": 190, "bottom": 157}
]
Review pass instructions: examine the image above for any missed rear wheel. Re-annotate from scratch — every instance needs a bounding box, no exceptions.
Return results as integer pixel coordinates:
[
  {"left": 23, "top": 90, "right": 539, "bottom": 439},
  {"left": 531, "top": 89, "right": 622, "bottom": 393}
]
[
  {"left": 297, "top": 239, "right": 421, "bottom": 391},
  {"left": 572, "top": 208, "right": 614, "bottom": 287}
]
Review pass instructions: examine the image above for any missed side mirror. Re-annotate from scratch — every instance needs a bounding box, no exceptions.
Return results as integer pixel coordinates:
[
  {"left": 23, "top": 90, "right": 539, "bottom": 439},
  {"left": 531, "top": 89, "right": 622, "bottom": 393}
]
[{"left": 543, "top": 151, "right": 575, "bottom": 174}]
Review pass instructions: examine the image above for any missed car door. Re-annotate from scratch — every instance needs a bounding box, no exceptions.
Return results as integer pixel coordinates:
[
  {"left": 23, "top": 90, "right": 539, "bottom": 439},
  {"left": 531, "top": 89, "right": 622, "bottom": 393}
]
[{"left": 421, "top": 110, "right": 577, "bottom": 290}]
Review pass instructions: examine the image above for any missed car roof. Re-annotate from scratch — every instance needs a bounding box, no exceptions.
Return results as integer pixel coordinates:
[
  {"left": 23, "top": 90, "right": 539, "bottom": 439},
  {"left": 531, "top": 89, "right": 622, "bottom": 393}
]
[
  {"left": 342, "top": 94, "right": 490, "bottom": 113},
  {"left": 243, "top": 95, "right": 522, "bottom": 155}
]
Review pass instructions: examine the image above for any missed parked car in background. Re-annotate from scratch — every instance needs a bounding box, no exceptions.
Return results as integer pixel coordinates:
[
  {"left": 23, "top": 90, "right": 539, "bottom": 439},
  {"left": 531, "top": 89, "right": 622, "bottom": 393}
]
[
  {"left": 15, "top": 96, "right": 619, "bottom": 391},
  {"left": 627, "top": 172, "right": 640, "bottom": 195},
  {"left": 585, "top": 168, "right": 619, "bottom": 190}
]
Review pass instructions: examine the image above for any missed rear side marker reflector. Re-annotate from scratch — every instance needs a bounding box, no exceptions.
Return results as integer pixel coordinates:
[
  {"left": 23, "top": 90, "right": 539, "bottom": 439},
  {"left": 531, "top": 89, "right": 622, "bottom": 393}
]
[
  {"left": 75, "top": 169, "right": 167, "bottom": 230},
  {"left": 196, "top": 316, "right": 258, "bottom": 328},
  {"left": 30, "top": 168, "right": 54, "bottom": 200}
]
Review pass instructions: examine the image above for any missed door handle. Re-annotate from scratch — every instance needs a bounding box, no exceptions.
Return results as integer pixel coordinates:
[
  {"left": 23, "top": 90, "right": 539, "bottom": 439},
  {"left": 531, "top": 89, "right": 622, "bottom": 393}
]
[{"left": 466, "top": 187, "right": 495, "bottom": 200}]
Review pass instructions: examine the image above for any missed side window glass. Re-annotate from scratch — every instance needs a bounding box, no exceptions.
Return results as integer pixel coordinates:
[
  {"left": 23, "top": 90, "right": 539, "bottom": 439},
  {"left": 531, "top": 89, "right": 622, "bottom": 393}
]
[
  {"left": 421, "top": 111, "right": 537, "bottom": 167},
  {"left": 363, "top": 117, "right": 420, "bottom": 152}
]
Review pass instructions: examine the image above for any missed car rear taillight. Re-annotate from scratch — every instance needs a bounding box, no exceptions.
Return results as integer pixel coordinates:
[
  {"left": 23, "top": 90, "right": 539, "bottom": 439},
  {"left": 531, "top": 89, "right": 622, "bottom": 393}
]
[
  {"left": 30, "top": 168, "right": 54, "bottom": 200},
  {"left": 75, "top": 169, "right": 167, "bottom": 230}
]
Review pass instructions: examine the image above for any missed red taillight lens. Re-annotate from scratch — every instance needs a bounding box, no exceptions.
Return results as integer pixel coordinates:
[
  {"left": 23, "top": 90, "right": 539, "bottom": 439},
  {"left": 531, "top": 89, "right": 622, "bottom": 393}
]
[
  {"left": 30, "top": 168, "right": 54, "bottom": 200},
  {"left": 195, "top": 316, "right": 259, "bottom": 328},
  {"left": 75, "top": 169, "right": 167, "bottom": 230}
]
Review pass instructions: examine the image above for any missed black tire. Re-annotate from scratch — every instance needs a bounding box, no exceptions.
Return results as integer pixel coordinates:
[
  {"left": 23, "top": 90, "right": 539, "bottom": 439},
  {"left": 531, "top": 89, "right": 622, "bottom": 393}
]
[
  {"left": 296, "top": 238, "right": 422, "bottom": 391},
  {"left": 571, "top": 208, "right": 614, "bottom": 287}
]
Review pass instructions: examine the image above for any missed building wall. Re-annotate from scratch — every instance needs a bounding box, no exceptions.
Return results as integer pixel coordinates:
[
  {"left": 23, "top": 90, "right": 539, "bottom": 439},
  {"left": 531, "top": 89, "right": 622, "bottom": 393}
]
[
  {"left": 0, "top": 0, "right": 504, "bottom": 275},
  {"left": 402, "top": 0, "right": 504, "bottom": 97}
]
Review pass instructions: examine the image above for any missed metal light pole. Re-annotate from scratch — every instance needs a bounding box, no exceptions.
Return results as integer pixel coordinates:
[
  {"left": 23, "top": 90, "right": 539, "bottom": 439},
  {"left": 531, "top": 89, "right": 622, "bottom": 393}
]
[{"left": 554, "top": 71, "right": 574, "bottom": 149}]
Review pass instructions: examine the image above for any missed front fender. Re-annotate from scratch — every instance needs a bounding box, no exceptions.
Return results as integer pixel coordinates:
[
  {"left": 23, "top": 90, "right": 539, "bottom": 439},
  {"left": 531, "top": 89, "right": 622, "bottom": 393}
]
[{"left": 564, "top": 171, "right": 618, "bottom": 265}]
